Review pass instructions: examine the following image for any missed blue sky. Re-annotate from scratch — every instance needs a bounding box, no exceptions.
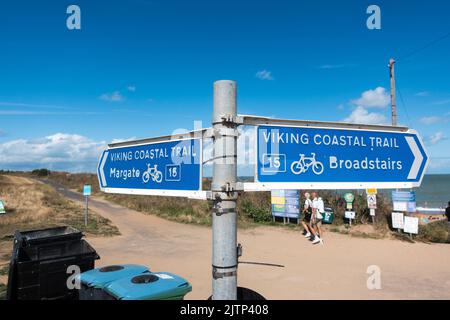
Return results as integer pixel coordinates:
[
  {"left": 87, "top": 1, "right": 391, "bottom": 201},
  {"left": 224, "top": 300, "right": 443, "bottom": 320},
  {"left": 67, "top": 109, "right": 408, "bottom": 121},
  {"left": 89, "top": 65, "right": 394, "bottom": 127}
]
[{"left": 0, "top": 0, "right": 449, "bottom": 173}]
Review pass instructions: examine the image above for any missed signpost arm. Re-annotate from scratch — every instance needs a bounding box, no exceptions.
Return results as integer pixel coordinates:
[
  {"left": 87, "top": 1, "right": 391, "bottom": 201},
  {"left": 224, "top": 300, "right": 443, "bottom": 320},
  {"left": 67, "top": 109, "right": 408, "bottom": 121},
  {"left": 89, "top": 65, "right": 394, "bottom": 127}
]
[{"left": 211, "top": 80, "right": 238, "bottom": 300}]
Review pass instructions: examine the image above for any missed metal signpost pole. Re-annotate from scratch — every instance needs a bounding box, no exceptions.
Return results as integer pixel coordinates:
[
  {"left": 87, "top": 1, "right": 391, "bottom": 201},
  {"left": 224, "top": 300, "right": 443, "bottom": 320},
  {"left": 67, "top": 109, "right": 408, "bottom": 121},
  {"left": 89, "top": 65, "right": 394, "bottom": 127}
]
[
  {"left": 211, "top": 80, "right": 238, "bottom": 300},
  {"left": 85, "top": 195, "right": 88, "bottom": 227}
]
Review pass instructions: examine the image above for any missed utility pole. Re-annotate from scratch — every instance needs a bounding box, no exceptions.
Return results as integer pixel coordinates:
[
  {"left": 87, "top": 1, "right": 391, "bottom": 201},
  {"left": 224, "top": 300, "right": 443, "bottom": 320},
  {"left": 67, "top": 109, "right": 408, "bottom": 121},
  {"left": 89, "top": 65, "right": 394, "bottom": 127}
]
[
  {"left": 211, "top": 80, "right": 238, "bottom": 300},
  {"left": 389, "top": 58, "right": 397, "bottom": 126}
]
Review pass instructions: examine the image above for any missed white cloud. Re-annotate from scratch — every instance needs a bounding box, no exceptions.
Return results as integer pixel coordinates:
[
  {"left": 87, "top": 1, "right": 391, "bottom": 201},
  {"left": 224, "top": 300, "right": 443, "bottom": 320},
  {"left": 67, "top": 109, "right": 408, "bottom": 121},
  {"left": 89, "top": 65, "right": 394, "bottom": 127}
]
[
  {"left": 110, "top": 137, "right": 138, "bottom": 144},
  {"left": 343, "top": 106, "right": 388, "bottom": 125},
  {"left": 0, "top": 133, "right": 107, "bottom": 172},
  {"left": 318, "top": 64, "right": 346, "bottom": 69},
  {"left": 351, "top": 87, "right": 390, "bottom": 108},
  {"left": 426, "top": 132, "right": 447, "bottom": 145},
  {"left": 127, "top": 86, "right": 136, "bottom": 92},
  {"left": 415, "top": 91, "right": 429, "bottom": 97},
  {"left": 99, "top": 91, "right": 124, "bottom": 102},
  {"left": 0, "top": 129, "right": 6, "bottom": 137},
  {"left": 420, "top": 116, "right": 442, "bottom": 125},
  {"left": 255, "top": 70, "right": 274, "bottom": 81},
  {"left": 432, "top": 99, "right": 450, "bottom": 106}
]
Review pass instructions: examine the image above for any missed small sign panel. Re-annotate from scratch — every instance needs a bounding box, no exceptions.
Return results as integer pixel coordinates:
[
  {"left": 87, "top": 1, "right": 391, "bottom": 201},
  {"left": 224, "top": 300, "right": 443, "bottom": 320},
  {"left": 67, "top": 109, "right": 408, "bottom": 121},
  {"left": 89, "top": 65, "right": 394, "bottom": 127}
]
[
  {"left": 345, "top": 211, "right": 356, "bottom": 219},
  {"left": 0, "top": 200, "right": 5, "bottom": 214},
  {"left": 83, "top": 185, "right": 92, "bottom": 196},
  {"left": 392, "top": 212, "right": 404, "bottom": 229},
  {"left": 392, "top": 190, "right": 416, "bottom": 213},
  {"left": 271, "top": 189, "right": 300, "bottom": 218},
  {"left": 403, "top": 216, "right": 419, "bottom": 234},
  {"left": 367, "top": 194, "right": 377, "bottom": 209}
]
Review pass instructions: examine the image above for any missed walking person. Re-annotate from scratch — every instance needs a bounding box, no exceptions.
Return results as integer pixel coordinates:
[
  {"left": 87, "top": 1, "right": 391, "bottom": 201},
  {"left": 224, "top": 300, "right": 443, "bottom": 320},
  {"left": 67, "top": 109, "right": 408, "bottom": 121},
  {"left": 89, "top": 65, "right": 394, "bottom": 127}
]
[
  {"left": 310, "top": 192, "right": 324, "bottom": 245},
  {"left": 301, "top": 192, "right": 314, "bottom": 239},
  {"left": 315, "top": 196, "right": 325, "bottom": 240}
]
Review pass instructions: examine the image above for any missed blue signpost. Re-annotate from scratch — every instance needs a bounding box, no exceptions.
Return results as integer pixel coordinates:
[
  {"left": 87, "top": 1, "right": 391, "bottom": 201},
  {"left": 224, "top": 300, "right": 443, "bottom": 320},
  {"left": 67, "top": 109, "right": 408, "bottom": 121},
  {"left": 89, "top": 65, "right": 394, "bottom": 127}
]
[
  {"left": 256, "top": 125, "right": 428, "bottom": 189},
  {"left": 97, "top": 138, "right": 202, "bottom": 196},
  {"left": 94, "top": 82, "right": 431, "bottom": 300}
]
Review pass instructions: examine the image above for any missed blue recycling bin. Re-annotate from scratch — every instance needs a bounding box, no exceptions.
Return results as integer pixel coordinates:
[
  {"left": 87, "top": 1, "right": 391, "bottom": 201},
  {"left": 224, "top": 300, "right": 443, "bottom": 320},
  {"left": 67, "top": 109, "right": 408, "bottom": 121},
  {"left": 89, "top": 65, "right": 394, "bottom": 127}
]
[
  {"left": 77, "top": 264, "right": 150, "bottom": 300},
  {"left": 104, "top": 272, "right": 192, "bottom": 300}
]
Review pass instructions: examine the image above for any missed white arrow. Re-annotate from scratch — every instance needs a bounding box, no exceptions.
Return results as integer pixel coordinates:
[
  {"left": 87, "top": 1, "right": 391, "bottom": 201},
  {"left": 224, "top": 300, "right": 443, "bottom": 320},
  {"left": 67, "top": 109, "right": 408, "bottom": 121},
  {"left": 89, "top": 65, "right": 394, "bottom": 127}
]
[
  {"left": 99, "top": 151, "right": 109, "bottom": 187},
  {"left": 405, "top": 136, "right": 423, "bottom": 180}
]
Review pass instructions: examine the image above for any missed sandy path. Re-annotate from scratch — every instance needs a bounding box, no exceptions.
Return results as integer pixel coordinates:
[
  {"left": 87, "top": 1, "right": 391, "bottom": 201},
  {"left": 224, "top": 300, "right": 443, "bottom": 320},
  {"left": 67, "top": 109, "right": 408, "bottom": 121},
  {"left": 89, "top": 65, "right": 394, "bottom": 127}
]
[{"left": 46, "top": 182, "right": 450, "bottom": 300}]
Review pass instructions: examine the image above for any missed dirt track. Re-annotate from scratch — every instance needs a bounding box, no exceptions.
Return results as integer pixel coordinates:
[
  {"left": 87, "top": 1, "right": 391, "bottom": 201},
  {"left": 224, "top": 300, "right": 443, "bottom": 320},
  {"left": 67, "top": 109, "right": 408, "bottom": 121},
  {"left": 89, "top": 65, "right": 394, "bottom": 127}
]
[{"left": 47, "top": 181, "right": 450, "bottom": 300}]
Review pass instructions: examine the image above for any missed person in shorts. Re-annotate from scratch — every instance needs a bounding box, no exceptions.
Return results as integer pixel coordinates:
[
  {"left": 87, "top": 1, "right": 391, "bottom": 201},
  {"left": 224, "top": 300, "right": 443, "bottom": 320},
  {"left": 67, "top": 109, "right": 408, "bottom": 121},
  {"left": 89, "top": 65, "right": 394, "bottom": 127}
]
[
  {"left": 310, "top": 192, "right": 324, "bottom": 245},
  {"left": 301, "top": 192, "right": 314, "bottom": 239}
]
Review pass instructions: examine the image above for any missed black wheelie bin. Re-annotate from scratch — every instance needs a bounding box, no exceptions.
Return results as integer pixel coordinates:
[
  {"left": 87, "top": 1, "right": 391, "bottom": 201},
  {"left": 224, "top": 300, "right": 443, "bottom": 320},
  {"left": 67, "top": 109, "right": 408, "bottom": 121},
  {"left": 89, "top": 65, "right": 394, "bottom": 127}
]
[{"left": 6, "top": 226, "right": 99, "bottom": 300}]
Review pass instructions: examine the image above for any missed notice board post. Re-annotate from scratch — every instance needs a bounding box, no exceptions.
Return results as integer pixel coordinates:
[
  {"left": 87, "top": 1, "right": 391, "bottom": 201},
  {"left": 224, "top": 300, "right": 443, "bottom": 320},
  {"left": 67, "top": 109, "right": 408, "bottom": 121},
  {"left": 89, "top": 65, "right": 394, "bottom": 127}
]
[
  {"left": 211, "top": 80, "right": 238, "bottom": 300},
  {"left": 83, "top": 185, "right": 91, "bottom": 226}
]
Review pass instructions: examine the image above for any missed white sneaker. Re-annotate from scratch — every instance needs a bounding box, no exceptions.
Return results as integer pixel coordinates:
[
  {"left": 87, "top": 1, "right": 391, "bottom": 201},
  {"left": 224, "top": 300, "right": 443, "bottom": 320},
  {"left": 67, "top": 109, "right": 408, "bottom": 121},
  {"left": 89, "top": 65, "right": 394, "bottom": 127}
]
[
  {"left": 312, "top": 237, "right": 321, "bottom": 244},
  {"left": 304, "top": 232, "right": 311, "bottom": 238}
]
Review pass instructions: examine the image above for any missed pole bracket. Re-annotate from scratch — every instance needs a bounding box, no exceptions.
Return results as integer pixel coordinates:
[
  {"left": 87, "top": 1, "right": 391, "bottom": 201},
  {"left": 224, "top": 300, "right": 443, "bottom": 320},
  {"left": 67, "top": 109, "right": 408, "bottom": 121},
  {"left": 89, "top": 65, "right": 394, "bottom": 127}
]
[
  {"left": 211, "top": 182, "right": 244, "bottom": 193},
  {"left": 212, "top": 114, "right": 243, "bottom": 125},
  {"left": 221, "top": 114, "right": 243, "bottom": 124},
  {"left": 212, "top": 265, "right": 238, "bottom": 279},
  {"left": 204, "top": 128, "right": 240, "bottom": 138}
]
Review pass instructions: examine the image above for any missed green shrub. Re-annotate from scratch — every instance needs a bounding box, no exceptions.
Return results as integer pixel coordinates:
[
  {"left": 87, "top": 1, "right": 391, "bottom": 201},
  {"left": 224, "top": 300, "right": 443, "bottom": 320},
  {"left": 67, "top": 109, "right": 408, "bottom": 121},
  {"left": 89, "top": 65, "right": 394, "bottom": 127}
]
[
  {"left": 31, "top": 168, "right": 50, "bottom": 177},
  {"left": 417, "top": 220, "right": 450, "bottom": 243},
  {"left": 240, "top": 200, "right": 272, "bottom": 223}
]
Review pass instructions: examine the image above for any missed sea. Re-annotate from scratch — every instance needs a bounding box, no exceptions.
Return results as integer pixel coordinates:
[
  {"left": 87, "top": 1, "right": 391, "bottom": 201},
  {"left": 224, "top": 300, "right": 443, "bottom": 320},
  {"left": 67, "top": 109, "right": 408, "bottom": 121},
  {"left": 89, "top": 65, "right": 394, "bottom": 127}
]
[{"left": 414, "top": 174, "right": 450, "bottom": 208}]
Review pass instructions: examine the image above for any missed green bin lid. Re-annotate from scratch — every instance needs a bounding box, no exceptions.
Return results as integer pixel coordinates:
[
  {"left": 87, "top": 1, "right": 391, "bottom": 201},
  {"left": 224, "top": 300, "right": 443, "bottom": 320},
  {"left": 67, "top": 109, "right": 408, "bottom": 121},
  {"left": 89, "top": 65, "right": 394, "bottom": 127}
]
[{"left": 105, "top": 272, "right": 192, "bottom": 300}]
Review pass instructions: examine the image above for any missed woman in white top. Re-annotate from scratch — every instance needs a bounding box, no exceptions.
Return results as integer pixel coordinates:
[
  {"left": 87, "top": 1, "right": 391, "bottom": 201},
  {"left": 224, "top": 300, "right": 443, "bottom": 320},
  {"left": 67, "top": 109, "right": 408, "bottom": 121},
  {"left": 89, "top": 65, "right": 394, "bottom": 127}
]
[{"left": 310, "top": 192, "right": 324, "bottom": 245}]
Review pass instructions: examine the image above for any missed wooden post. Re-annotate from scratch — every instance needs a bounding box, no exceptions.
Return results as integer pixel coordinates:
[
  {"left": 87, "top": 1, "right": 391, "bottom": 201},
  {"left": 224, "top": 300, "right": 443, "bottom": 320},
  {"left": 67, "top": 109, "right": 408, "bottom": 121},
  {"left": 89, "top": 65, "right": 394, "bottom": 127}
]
[{"left": 389, "top": 58, "right": 397, "bottom": 126}]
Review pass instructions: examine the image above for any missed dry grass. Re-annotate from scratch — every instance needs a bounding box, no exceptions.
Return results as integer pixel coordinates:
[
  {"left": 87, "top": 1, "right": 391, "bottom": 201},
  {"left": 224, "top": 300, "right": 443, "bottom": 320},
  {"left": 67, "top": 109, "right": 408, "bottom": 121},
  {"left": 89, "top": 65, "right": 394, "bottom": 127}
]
[
  {"left": 0, "top": 174, "right": 120, "bottom": 289},
  {"left": 0, "top": 175, "right": 119, "bottom": 239}
]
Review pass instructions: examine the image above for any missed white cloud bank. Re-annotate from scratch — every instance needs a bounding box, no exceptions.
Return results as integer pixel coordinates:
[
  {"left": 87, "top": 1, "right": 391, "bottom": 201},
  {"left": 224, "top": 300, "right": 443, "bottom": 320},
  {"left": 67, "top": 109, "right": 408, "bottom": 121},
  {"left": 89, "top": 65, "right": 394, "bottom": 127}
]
[
  {"left": 343, "top": 106, "right": 388, "bottom": 125},
  {"left": 343, "top": 87, "right": 390, "bottom": 125},
  {"left": 351, "top": 87, "right": 390, "bottom": 108},
  {"left": 0, "top": 133, "right": 106, "bottom": 172}
]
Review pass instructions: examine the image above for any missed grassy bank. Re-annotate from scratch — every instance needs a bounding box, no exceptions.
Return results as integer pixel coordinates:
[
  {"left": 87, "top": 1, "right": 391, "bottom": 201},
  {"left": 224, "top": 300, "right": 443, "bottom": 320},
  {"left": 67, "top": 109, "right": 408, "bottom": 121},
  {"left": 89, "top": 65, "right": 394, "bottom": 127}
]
[
  {"left": 0, "top": 174, "right": 119, "bottom": 239},
  {"left": 0, "top": 174, "right": 121, "bottom": 291}
]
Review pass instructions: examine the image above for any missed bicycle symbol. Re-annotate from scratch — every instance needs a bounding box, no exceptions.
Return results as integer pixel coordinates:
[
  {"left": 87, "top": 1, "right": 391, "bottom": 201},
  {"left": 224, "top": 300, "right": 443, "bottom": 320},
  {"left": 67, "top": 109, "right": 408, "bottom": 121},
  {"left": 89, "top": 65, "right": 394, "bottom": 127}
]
[
  {"left": 290, "top": 153, "right": 324, "bottom": 175},
  {"left": 142, "top": 164, "right": 163, "bottom": 184}
]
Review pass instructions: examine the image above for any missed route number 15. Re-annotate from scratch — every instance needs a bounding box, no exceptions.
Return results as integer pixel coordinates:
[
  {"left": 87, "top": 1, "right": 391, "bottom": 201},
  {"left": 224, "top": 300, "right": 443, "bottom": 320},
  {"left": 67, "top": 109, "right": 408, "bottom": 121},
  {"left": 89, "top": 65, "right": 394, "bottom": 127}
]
[{"left": 262, "top": 154, "right": 286, "bottom": 173}]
